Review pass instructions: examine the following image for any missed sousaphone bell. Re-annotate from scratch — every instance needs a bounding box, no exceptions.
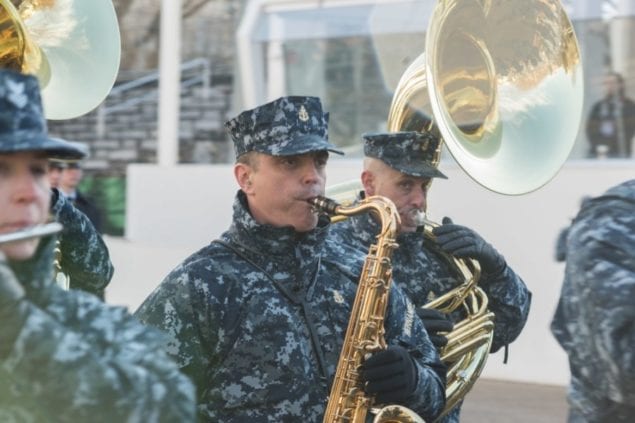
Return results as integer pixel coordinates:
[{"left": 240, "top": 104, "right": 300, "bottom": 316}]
[
  {"left": 0, "top": 0, "right": 121, "bottom": 119},
  {"left": 388, "top": 0, "right": 584, "bottom": 195}
]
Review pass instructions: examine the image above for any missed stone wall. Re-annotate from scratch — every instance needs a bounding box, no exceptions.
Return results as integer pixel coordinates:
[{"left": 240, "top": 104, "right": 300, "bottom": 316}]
[
  {"left": 45, "top": 67, "right": 235, "bottom": 236},
  {"left": 47, "top": 71, "right": 234, "bottom": 177}
]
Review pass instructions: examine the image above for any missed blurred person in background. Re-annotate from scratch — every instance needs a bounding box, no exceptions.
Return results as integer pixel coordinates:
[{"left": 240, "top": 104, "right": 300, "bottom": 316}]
[
  {"left": 57, "top": 145, "right": 103, "bottom": 233},
  {"left": 586, "top": 71, "right": 635, "bottom": 158},
  {"left": 47, "top": 157, "right": 65, "bottom": 189}
]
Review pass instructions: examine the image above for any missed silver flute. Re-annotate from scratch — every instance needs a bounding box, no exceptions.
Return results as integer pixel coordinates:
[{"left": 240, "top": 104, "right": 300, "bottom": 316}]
[{"left": 0, "top": 222, "right": 63, "bottom": 245}]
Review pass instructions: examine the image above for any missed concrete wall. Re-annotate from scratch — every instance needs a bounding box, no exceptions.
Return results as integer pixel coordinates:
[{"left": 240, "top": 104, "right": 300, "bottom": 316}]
[{"left": 105, "top": 159, "right": 634, "bottom": 386}]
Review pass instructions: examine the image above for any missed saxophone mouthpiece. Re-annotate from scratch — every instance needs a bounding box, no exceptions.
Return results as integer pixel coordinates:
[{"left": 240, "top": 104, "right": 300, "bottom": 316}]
[{"left": 308, "top": 196, "right": 339, "bottom": 215}]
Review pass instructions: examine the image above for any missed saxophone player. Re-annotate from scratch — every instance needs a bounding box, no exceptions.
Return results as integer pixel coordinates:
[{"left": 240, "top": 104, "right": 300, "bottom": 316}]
[
  {"left": 0, "top": 69, "right": 196, "bottom": 421},
  {"left": 135, "top": 96, "right": 447, "bottom": 422},
  {"left": 328, "top": 130, "right": 532, "bottom": 422}
]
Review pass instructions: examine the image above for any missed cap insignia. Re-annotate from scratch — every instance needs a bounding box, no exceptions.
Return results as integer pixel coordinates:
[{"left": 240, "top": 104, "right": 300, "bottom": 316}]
[
  {"left": 7, "top": 80, "right": 27, "bottom": 109},
  {"left": 298, "top": 105, "right": 309, "bottom": 122}
]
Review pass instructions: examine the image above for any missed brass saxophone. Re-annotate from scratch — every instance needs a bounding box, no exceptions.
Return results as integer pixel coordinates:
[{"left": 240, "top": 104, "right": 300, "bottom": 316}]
[
  {"left": 326, "top": 182, "right": 495, "bottom": 421},
  {"left": 310, "top": 195, "right": 425, "bottom": 423}
]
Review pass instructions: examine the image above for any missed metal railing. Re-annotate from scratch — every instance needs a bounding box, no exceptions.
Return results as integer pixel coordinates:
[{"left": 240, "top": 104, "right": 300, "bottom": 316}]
[{"left": 96, "top": 58, "right": 211, "bottom": 138}]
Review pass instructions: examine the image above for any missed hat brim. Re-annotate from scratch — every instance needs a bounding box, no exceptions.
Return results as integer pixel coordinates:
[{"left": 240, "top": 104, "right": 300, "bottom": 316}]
[
  {"left": 0, "top": 135, "right": 87, "bottom": 159},
  {"left": 387, "top": 160, "right": 448, "bottom": 179},
  {"left": 262, "top": 134, "right": 344, "bottom": 156}
]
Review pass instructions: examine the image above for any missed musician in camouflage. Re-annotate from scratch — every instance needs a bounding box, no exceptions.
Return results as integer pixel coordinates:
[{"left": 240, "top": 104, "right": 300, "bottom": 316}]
[
  {"left": 328, "top": 130, "right": 532, "bottom": 422},
  {"left": 43, "top": 140, "right": 114, "bottom": 298},
  {"left": 49, "top": 187, "right": 114, "bottom": 297},
  {"left": 0, "top": 69, "right": 195, "bottom": 421},
  {"left": 135, "top": 96, "right": 447, "bottom": 422},
  {"left": 551, "top": 179, "right": 635, "bottom": 422}
]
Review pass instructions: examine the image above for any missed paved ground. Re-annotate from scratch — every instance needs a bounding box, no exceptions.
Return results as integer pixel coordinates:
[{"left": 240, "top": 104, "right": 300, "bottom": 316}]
[{"left": 460, "top": 379, "right": 568, "bottom": 422}]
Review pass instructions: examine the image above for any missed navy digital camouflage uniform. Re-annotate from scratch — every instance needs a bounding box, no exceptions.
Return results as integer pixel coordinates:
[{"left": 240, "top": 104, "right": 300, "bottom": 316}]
[
  {"left": 551, "top": 179, "right": 635, "bottom": 422},
  {"left": 48, "top": 142, "right": 112, "bottom": 298},
  {"left": 0, "top": 69, "right": 196, "bottom": 422},
  {"left": 51, "top": 188, "right": 114, "bottom": 297},
  {"left": 329, "top": 131, "right": 532, "bottom": 422},
  {"left": 0, "top": 237, "right": 196, "bottom": 422},
  {"left": 135, "top": 96, "right": 447, "bottom": 422}
]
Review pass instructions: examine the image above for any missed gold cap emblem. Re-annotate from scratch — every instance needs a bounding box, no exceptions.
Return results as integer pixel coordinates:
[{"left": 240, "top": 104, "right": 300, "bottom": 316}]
[{"left": 298, "top": 105, "right": 309, "bottom": 122}]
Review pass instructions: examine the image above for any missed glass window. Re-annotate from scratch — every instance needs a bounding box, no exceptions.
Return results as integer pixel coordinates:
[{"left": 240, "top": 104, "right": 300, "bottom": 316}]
[{"left": 240, "top": 0, "right": 635, "bottom": 160}]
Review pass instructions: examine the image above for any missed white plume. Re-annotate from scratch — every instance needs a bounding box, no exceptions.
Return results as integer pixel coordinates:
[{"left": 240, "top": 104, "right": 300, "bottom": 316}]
[{"left": 21, "top": 0, "right": 84, "bottom": 48}]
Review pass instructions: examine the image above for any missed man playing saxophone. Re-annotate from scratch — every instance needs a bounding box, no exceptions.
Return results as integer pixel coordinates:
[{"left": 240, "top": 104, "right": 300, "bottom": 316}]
[
  {"left": 0, "top": 69, "right": 195, "bottom": 421},
  {"left": 328, "top": 130, "right": 532, "bottom": 422},
  {"left": 135, "top": 96, "right": 447, "bottom": 422}
]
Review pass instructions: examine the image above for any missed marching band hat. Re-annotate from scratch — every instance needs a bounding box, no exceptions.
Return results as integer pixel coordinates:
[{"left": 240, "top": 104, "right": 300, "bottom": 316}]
[
  {"left": 363, "top": 131, "right": 447, "bottom": 179},
  {"left": 225, "top": 96, "right": 344, "bottom": 158},
  {"left": 0, "top": 69, "right": 84, "bottom": 158}
]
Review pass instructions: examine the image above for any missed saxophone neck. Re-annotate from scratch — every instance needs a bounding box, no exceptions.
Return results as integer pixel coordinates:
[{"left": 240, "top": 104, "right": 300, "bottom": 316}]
[{"left": 310, "top": 195, "right": 400, "bottom": 239}]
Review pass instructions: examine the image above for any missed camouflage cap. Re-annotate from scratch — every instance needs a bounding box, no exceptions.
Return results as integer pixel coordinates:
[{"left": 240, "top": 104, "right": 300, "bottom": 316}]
[
  {"left": 225, "top": 96, "right": 344, "bottom": 158},
  {"left": 0, "top": 69, "right": 84, "bottom": 158},
  {"left": 363, "top": 131, "right": 447, "bottom": 179}
]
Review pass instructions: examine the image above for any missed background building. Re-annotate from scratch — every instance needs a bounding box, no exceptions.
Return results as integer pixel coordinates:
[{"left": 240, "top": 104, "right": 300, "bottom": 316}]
[{"left": 44, "top": 0, "right": 635, "bottom": 235}]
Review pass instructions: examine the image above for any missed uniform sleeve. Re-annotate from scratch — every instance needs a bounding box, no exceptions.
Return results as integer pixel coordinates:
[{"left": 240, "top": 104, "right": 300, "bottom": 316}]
[
  {"left": 50, "top": 190, "right": 114, "bottom": 296},
  {"left": 385, "top": 283, "right": 446, "bottom": 421},
  {"left": 1, "top": 287, "right": 196, "bottom": 422},
  {"left": 479, "top": 264, "right": 532, "bottom": 353},
  {"left": 134, "top": 260, "right": 222, "bottom": 393},
  {"left": 567, "top": 207, "right": 635, "bottom": 399}
]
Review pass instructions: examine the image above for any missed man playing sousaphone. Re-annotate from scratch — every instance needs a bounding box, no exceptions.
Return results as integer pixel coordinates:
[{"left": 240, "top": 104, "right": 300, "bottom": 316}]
[{"left": 328, "top": 130, "right": 532, "bottom": 422}]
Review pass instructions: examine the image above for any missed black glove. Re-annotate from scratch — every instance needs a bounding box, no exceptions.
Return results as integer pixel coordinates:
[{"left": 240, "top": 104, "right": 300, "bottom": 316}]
[
  {"left": 360, "top": 345, "right": 418, "bottom": 404},
  {"left": 432, "top": 217, "right": 506, "bottom": 275},
  {"left": 417, "top": 308, "right": 453, "bottom": 348}
]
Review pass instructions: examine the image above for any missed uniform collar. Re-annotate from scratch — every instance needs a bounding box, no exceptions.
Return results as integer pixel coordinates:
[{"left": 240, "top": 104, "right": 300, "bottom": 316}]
[{"left": 227, "top": 190, "right": 329, "bottom": 259}]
